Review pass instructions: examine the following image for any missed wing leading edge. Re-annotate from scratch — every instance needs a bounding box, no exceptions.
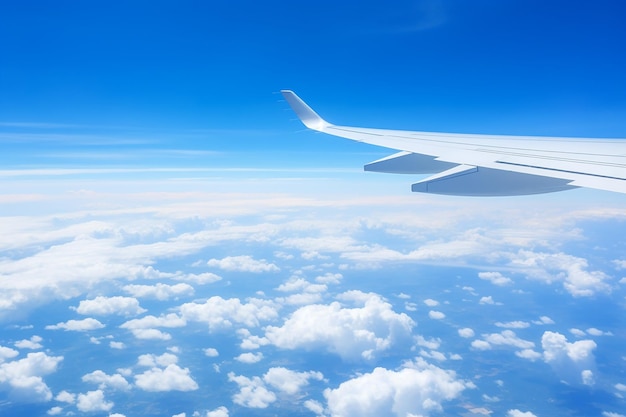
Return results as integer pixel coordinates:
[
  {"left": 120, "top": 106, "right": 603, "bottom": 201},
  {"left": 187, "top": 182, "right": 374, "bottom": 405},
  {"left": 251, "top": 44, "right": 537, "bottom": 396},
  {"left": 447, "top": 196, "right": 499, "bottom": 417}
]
[{"left": 281, "top": 90, "right": 626, "bottom": 196}]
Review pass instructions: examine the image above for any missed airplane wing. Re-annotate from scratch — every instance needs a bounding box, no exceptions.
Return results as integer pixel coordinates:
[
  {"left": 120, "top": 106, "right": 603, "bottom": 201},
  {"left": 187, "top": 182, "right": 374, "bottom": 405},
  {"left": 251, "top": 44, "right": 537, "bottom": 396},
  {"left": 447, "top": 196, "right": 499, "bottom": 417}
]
[{"left": 281, "top": 90, "right": 626, "bottom": 196}]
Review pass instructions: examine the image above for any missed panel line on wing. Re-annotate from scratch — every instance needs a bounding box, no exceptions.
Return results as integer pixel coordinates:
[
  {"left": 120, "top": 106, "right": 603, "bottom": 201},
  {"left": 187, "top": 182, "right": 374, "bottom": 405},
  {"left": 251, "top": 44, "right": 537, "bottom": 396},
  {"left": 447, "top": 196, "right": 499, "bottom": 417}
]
[{"left": 496, "top": 161, "right": 626, "bottom": 181}]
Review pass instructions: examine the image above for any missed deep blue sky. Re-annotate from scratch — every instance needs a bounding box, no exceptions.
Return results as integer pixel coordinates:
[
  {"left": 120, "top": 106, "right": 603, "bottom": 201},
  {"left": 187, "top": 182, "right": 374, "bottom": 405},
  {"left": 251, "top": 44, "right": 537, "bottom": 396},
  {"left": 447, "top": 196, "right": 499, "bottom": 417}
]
[{"left": 1, "top": 0, "right": 626, "bottom": 169}]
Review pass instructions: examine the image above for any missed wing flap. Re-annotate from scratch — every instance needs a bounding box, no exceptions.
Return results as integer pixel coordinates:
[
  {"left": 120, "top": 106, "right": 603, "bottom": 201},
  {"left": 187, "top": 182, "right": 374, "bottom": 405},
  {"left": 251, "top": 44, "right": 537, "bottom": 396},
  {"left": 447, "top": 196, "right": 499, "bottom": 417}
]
[
  {"left": 365, "top": 151, "right": 456, "bottom": 174},
  {"left": 411, "top": 166, "right": 578, "bottom": 196}
]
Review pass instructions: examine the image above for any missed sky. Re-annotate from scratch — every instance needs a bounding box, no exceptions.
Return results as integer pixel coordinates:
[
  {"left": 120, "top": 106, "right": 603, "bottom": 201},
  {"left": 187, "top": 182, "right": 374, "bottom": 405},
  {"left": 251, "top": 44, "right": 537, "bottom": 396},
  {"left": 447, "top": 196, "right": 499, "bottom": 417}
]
[{"left": 1, "top": 1, "right": 626, "bottom": 417}]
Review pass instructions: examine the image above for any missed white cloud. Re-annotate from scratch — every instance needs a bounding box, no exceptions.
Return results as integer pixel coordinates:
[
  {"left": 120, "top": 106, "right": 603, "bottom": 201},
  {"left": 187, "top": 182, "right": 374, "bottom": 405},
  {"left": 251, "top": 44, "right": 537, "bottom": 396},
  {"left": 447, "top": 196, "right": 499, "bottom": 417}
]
[
  {"left": 14, "top": 335, "right": 43, "bottom": 350},
  {"left": 532, "top": 316, "right": 554, "bottom": 325},
  {"left": 542, "top": 331, "right": 597, "bottom": 385},
  {"left": 128, "top": 328, "right": 172, "bottom": 340},
  {"left": 479, "top": 296, "right": 497, "bottom": 305},
  {"left": 458, "top": 328, "right": 475, "bottom": 338},
  {"left": 263, "top": 367, "right": 323, "bottom": 395},
  {"left": 205, "top": 406, "right": 229, "bottom": 417},
  {"left": 110, "top": 341, "right": 125, "bottom": 349},
  {"left": 603, "top": 412, "right": 626, "bottom": 417},
  {"left": 204, "top": 348, "right": 219, "bottom": 357},
  {"left": 509, "top": 250, "right": 611, "bottom": 297},
  {"left": 74, "top": 296, "right": 146, "bottom": 316},
  {"left": 55, "top": 390, "right": 75, "bottom": 403},
  {"left": 235, "top": 352, "right": 263, "bottom": 364},
  {"left": 507, "top": 410, "right": 537, "bottom": 417},
  {"left": 123, "top": 283, "right": 194, "bottom": 300},
  {"left": 304, "top": 399, "right": 325, "bottom": 415},
  {"left": 45, "top": 318, "right": 105, "bottom": 331},
  {"left": 471, "top": 340, "right": 491, "bottom": 351},
  {"left": 265, "top": 291, "right": 414, "bottom": 360},
  {"left": 315, "top": 272, "right": 342, "bottom": 284},
  {"left": 228, "top": 373, "right": 276, "bottom": 408},
  {"left": 586, "top": 327, "right": 612, "bottom": 336},
  {"left": 137, "top": 353, "right": 178, "bottom": 368},
  {"left": 76, "top": 390, "right": 113, "bottom": 412},
  {"left": 47, "top": 406, "right": 63, "bottom": 415},
  {"left": 581, "top": 369, "right": 595, "bottom": 386},
  {"left": 495, "top": 321, "right": 529, "bottom": 329},
  {"left": 515, "top": 349, "right": 542, "bottom": 361},
  {"left": 0, "top": 352, "right": 63, "bottom": 401},
  {"left": 416, "top": 335, "right": 441, "bottom": 350},
  {"left": 207, "top": 255, "right": 279, "bottom": 273},
  {"left": 478, "top": 271, "right": 513, "bottom": 286},
  {"left": 121, "top": 313, "right": 186, "bottom": 330},
  {"left": 175, "top": 272, "right": 222, "bottom": 284},
  {"left": 570, "top": 328, "right": 586, "bottom": 337},
  {"left": 180, "top": 296, "right": 278, "bottom": 330},
  {"left": 482, "top": 330, "right": 534, "bottom": 350},
  {"left": 423, "top": 298, "right": 439, "bottom": 307},
  {"left": 82, "top": 370, "right": 131, "bottom": 391},
  {"left": 134, "top": 364, "right": 198, "bottom": 392},
  {"left": 428, "top": 310, "right": 445, "bottom": 320},
  {"left": 324, "top": 358, "right": 471, "bottom": 417}
]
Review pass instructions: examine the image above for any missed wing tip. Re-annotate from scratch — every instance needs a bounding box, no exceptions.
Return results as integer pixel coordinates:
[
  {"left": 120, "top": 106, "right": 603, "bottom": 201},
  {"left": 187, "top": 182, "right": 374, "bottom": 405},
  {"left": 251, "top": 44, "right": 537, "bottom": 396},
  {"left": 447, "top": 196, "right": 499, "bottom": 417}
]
[{"left": 281, "top": 90, "right": 329, "bottom": 131}]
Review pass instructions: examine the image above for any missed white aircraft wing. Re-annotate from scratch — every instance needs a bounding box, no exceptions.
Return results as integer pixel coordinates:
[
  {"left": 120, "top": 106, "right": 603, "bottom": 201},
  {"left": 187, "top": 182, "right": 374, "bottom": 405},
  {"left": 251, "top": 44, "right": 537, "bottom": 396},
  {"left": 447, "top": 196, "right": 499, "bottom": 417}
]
[{"left": 282, "top": 90, "right": 626, "bottom": 196}]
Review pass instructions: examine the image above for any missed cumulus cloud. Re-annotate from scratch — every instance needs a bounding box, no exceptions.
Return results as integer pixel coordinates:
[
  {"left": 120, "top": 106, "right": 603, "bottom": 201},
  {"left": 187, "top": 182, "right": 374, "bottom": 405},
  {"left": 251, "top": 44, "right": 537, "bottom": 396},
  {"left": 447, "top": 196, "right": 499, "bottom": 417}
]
[
  {"left": 324, "top": 358, "right": 471, "bottom": 417},
  {"left": 179, "top": 296, "right": 278, "bottom": 330},
  {"left": 82, "top": 370, "right": 131, "bottom": 391},
  {"left": 137, "top": 353, "right": 178, "bottom": 368},
  {"left": 509, "top": 250, "right": 611, "bottom": 297},
  {"left": 542, "top": 331, "right": 597, "bottom": 385},
  {"left": 206, "top": 406, "right": 229, "bottom": 417},
  {"left": 235, "top": 352, "right": 263, "bottom": 364},
  {"left": 263, "top": 367, "right": 323, "bottom": 396},
  {"left": 76, "top": 390, "right": 113, "bottom": 412},
  {"left": 478, "top": 271, "right": 513, "bottom": 286},
  {"left": 45, "top": 318, "right": 105, "bottom": 331},
  {"left": 123, "top": 283, "right": 194, "bottom": 300},
  {"left": 458, "top": 328, "right": 475, "bottom": 338},
  {"left": 495, "top": 321, "right": 529, "bottom": 329},
  {"left": 532, "top": 316, "right": 554, "bottom": 325},
  {"left": 265, "top": 291, "right": 414, "bottom": 360},
  {"left": 14, "top": 335, "right": 43, "bottom": 350},
  {"left": 120, "top": 313, "right": 186, "bottom": 340},
  {"left": 479, "top": 296, "right": 497, "bottom": 305},
  {"left": 204, "top": 348, "right": 219, "bottom": 357},
  {"left": 207, "top": 255, "right": 279, "bottom": 273},
  {"left": 507, "top": 410, "right": 537, "bottom": 417},
  {"left": 135, "top": 364, "right": 198, "bottom": 392},
  {"left": 55, "top": 390, "right": 75, "bottom": 403},
  {"left": 423, "top": 298, "right": 439, "bottom": 307},
  {"left": 0, "top": 352, "right": 63, "bottom": 401},
  {"left": 228, "top": 373, "right": 276, "bottom": 408},
  {"left": 428, "top": 310, "right": 445, "bottom": 320},
  {"left": 74, "top": 296, "right": 146, "bottom": 316}
]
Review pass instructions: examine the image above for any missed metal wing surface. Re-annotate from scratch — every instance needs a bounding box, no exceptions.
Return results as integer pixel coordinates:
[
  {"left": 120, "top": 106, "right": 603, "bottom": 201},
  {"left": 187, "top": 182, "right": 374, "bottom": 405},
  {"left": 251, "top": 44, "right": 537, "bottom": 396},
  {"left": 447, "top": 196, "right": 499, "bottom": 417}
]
[{"left": 282, "top": 90, "right": 626, "bottom": 196}]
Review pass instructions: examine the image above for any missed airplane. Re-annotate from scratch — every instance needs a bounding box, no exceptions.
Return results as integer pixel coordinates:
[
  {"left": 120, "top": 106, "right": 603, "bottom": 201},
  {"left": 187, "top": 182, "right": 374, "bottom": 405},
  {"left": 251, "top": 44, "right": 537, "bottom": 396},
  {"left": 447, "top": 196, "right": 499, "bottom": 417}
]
[{"left": 281, "top": 90, "right": 626, "bottom": 196}]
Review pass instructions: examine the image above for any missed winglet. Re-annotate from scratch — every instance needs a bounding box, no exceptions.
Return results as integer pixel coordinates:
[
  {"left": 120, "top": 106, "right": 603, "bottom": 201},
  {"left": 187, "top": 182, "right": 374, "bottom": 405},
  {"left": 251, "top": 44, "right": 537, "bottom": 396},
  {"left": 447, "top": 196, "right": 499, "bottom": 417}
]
[{"left": 281, "top": 90, "right": 330, "bottom": 131}]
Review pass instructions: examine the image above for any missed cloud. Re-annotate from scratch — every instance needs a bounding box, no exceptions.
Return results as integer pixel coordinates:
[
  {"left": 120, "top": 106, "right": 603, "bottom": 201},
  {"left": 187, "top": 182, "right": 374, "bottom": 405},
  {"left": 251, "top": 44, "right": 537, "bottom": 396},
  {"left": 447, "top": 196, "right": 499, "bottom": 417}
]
[
  {"left": 263, "top": 367, "right": 324, "bottom": 395},
  {"left": 532, "top": 316, "right": 554, "bottom": 325},
  {"left": 120, "top": 313, "right": 186, "bottom": 340},
  {"left": 324, "top": 358, "right": 471, "bottom": 417},
  {"left": 235, "top": 352, "right": 263, "bottom": 364},
  {"left": 82, "top": 370, "right": 131, "bottom": 391},
  {"left": 206, "top": 406, "right": 229, "bottom": 417},
  {"left": 479, "top": 296, "right": 498, "bottom": 305},
  {"left": 14, "top": 335, "right": 43, "bottom": 350},
  {"left": 137, "top": 353, "right": 178, "bottom": 368},
  {"left": 45, "top": 318, "right": 105, "bottom": 331},
  {"left": 542, "top": 331, "right": 597, "bottom": 385},
  {"left": 495, "top": 321, "right": 530, "bottom": 329},
  {"left": 110, "top": 341, "right": 125, "bottom": 349},
  {"left": 204, "top": 348, "right": 219, "bottom": 357},
  {"left": 0, "top": 352, "right": 63, "bottom": 401},
  {"left": 423, "top": 298, "right": 439, "bottom": 306},
  {"left": 123, "top": 283, "right": 194, "bottom": 300},
  {"left": 207, "top": 255, "right": 279, "bottom": 273},
  {"left": 228, "top": 373, "right": 276, "bottom": 408},
  {"left": 179, "top": 296, "right": 278, "bottom": 330},
  {"left": 265, "top": 291, "right": 414, "bottom": 360},
  {"left": 458, "top": 328, "right": 475, "bottom": 338},
  {"left": 515, "top": 349, "right": 542, "bottom": 361},
  {"left": 47, "top": 406, "right": 62, "bottom": 415},
  {"left": 507, "top": 410, "right": 537, "bottom": 417},
  {"left": 478, "top": 271, "right": 513, "bottom": 286},
  {"left": 76, "top": 390, "right": 113, "bottom": 412},
  {"left": 509, "top": 250, "right": 611, "bottom": 297},
  {"left": 428, "top": 310, "right": 445, "bottom": 320},
  {"left": 55, "top": 390, "right": 75, "bottom": 403},
  {"left": 74, "top": 296, "right": 146, "bottom": 316},
  {"left": 134, "top": 364, "right": 198, "bottom": 392}
]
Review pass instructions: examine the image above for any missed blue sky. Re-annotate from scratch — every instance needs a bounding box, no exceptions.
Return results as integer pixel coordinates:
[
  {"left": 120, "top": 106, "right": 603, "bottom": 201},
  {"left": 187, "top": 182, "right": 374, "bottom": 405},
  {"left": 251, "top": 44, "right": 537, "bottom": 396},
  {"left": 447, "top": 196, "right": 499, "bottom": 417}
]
[
  {"left": 2, "top": 1, "right": 626, "bottom": 170},
  {"left": 1, "top": 2, "right": 626, "bottom": 417}
]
